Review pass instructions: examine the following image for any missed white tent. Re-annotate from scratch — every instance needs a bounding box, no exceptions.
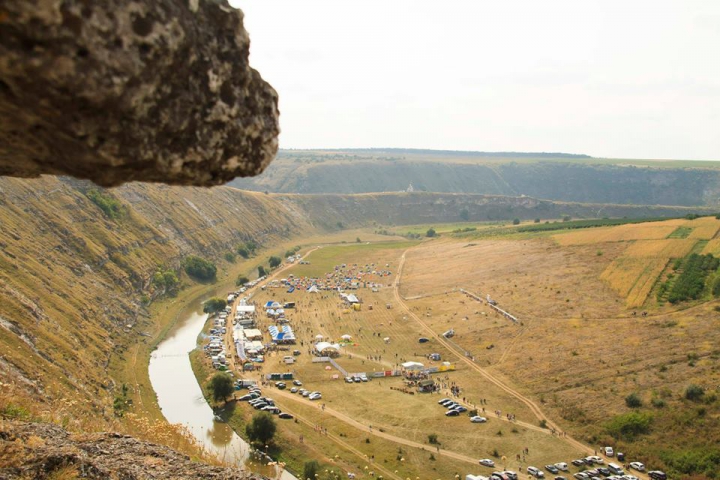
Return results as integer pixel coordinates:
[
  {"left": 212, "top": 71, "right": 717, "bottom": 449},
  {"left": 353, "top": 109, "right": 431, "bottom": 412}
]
[
  {"left": 341, "top": 334, "right": 352, "bottom": 340},
  {"left": 308, "top": 285, "right": 319, "bottom": 293},
  {"left": 315, "top": 342, "right": 341, "bottom": 353},
  {"left": 315, "top": 334, "right": 324, "bottom": 340},
  {"left": 401, "top": 361, "right": 425, "bottom": 371}
]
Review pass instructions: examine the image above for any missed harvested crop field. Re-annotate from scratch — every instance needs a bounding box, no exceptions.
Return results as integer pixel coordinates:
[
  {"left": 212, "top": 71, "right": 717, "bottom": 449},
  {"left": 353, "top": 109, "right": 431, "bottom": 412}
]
[
  {"left": 600, "top": 257, "right": 667, "bottom": 304},
  {"left": 622, "top": 238, "right": 697, "bottom": 258},
  {"left": 553, "top": 223, "right": 678, "bottom": 245}
]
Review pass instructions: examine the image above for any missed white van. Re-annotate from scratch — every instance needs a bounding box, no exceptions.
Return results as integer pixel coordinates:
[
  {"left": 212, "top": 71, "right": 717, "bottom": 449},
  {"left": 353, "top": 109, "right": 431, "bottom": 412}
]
[
  {"left": 608, "top": 463, "right": 624, "bottom": 475},
  {"left": 283, "top": 356, "right": 295, "bottom": 364}
]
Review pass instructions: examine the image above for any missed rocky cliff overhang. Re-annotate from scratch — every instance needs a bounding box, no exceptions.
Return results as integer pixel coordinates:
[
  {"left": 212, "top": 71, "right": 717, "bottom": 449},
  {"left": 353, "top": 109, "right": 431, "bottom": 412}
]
[{"left": 0, "top": 0, "right": 279, "bottom": 187}]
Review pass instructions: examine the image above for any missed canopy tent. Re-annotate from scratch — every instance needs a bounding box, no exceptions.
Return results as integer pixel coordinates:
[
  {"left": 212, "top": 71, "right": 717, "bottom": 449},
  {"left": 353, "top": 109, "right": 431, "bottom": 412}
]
[
  {"left": 315, "top": 334, "right": 324, "bottom": 340},
  {"left": 264, "top": 301, "right": 281, "bottom": 309},
  {"left": 341, "top": 334, "right": 352, "bottom": 340},
  {"left": 401, "top": 361, "right": 425, "bottom": 371},
  {"left": 315, "top": 342, "right": 341, "bottom": 353},
  {"left": 236, "top": 305, "right": 255, "bottom": 313},
  {"left": 307, "top": 285, "right": 319, "bottom": 293}
]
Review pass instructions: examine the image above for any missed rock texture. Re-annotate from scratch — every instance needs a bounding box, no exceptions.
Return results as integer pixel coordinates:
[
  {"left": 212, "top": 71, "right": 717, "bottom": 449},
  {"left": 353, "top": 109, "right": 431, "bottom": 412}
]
[
  {"left": 0, "top": 0, "right": 279, "bottom": 187},
  {"left": 0, "top": 421, "right": 256, "bottom": 479}
]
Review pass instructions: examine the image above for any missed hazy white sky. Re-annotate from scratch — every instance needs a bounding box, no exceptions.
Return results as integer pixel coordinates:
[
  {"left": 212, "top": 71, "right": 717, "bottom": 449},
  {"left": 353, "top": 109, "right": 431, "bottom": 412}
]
[{"left": 232, "top": 1, "right": 720, "bottom": 160}]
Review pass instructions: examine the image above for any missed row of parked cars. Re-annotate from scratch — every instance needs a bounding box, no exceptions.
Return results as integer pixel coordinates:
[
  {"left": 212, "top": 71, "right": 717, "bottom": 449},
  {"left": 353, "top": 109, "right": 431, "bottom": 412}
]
[
  {"left": 345, "top": 374, "right": 368, "bottom": 383},
  {"left": 476, "top": 453, "right": 666, "bottom": 480},
  {"left": 237, "top": 386, "right": 294, "bottom": 419}
]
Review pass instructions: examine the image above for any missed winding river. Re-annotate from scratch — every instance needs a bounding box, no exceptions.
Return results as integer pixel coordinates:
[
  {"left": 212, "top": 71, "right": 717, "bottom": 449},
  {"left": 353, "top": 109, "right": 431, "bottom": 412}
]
[{"left": 148, "top": 302, "right": 295, "bottom": 478}]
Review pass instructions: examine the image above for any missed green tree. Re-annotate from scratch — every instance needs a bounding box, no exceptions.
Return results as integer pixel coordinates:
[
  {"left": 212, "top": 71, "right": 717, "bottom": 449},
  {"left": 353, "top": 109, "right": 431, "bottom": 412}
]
[
  {"left": 236, "top": 275, "right": 249, "bottom": 287},
  {"left": 625, "top": 393, "right": 643, "bottom": 408},
  {"left": 258, "top": 265, "right": 267, "bottom": 277},
  {"left": 203, "top": 297, "right": 227, "bottom": 314},
  {"left": 685, "top": 384, "right": 705, "bottom": 401},
  {"left": 236, "top": 246, "right": 250, "bottom": 259},
  {"left": 86, "top": 189, "right": 125, "bottom": 220},
  {"left": 356, "top": 237, "right": 361, "bottom": 243},
  {"left": 207, "top": 373, "right": 234, "bottom": 404},
  {"left": 606, "top": 412, "right": 652, "bottom": 440},
  {"left": 534, "top": 218, "right": 541, "bottom": 223},
  {"left": 563, "top": 215, "right": 571, "bottom": 222},
  {"left": 246, "top": 412, "right": 277, "bottom": 445},
  {"left": 268, "top": 256, "right": 282, "bottom": 268},
  {"left": 428, "top": 433, "right": 438, "bottom": 444},
  {"left": 303, "top": 460, "right": 320, "bottom": 480},
  {"left": 245, "top": 240, "right": 258, "bottom": 253},
  {"left": 426, "top": 227, "right": 436, "bottom": 238},
  {"left": 459, "top": 208, "right": 470, "bottom": 221},
  {"left": 512, "top": 218, "right": 520, "bottom": 225},
  {"left": 224, "top": 252, "right": 236, "bottom": 263},
  {"left": 183, "top": 255, "right": 217, "bottom": 281}
]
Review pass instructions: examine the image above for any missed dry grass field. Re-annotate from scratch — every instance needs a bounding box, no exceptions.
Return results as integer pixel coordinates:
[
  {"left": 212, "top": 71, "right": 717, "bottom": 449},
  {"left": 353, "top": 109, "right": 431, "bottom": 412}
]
[
  {"left": 392, "top": 221, "right": 720, "bottom": 478},
  {"left": 218, "top": 218, "right": 720, "bottom": 478},
  {"left": 237, "top": 242, "right": 581, "bottom": 478}
]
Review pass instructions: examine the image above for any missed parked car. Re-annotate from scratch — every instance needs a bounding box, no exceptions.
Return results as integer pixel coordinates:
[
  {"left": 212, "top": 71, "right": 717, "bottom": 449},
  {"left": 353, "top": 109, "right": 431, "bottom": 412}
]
[
  {"left": 252, "top": 402, "right": 268, "bottom": 410},
  {"left": 648, "top": 472, "right": 667, "bottom": 480},
  {"left": 604, "top": 447, "right": 614, "bottom": 457},
  {"left": 278, "top": 413, "right": 294, "bottom": 420},
  {"left": 479, "top": 459, "right": 495, "bottom": 467},
  {"left": 360, "top": 375, "right": 368, "bottom": 382},
  {"left": 452, "top": 406, "right": 467, "bottom": 413},
  {"left": 554, "top": 463, "right": 568, "bottom": 472},
  {"left": 275, "top": 382, "right": 286, "bottom": 389},
  {"left": 526, "top": 466, "right": 544, "bottom": 478},
  {"left": 293, "top": 380, "right": 303, "bottom": 386},
  {"left": 628, "top": 462, "right": 645, "bottom": 472},
  {"left": 470, "top": 416, "right": 488, "bottom": 423},
  {"left": 596, "top": 467, "right": 610, "bottom": 476},
  {"left": 501, "top": 471, "right": 517, "bottom": 480},
  {"left": 309, "top": 392, "right": 322, "bottom": 400},
  {"left": 238, "top": 394, "right": 254, "bottom": 401},
  {"left": 345, "top": 377, "right": 354, "bottom": 383},
  {"left": 545, "top": 465, "right": 559, "bottom": 474},
  {"left": 290, "top": 387, "right": 298, "bottom": 394},
  {"left": 418, "top": 337, "right": 430, "bottom": 343},
  {"left": 438, "top": 398, "right": 451, "bottom": 404},
  {"left": 585, "top": 456, "right": 604, "bottom": 464},
  {"left": 616, "top": 452, "right": 625, "bottom": 462},
  {"left": 572, "top": 474, "right": 589, "bottom": 480},
  {"left": 261, "top": 406, "right": 280, "bottom": 414},
  {"left": 571, "top": 460, "right": 585, "bottom": 467},
  {"left": 553, "top": 477, "right": 567, "bottom": 480},
  {"left": 445, "top": 409, "right": 460, "bottom": 416}
]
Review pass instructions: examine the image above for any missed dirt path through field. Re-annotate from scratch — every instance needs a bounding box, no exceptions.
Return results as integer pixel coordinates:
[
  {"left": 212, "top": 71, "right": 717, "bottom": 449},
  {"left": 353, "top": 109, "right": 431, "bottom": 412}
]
[
  {"left": 394, "top": 250, "right": 595, "bottom": 457},
  {"left": 270, "top": 387, "right": 479, "bottom": 466}
]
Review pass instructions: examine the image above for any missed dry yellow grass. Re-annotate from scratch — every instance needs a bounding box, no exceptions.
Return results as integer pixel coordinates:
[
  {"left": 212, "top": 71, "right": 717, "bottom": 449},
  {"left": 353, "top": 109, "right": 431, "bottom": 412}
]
[
  {"left": 625, "top": 259, "right": 668, "bottom": 307},
  {"left": 702, "top": 238, "right": 720, "bottom": 256},
  {"left": 600, "top": 257, "right": 667, "bottom": 299},
  {"left": 554, "top": 223, "right": 677, "bottom": 246},
  {"left": 688, "top": 225, "right": 720, "bottom": 239},
  {"left": 623, "top": 239, "right": 697, "bottom": 258}
]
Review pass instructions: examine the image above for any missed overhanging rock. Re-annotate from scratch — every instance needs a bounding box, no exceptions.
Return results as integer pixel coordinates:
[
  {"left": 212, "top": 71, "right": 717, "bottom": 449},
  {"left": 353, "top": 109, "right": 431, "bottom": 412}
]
[{"left": 0, "top": 0, "right": 279, "bottom": 187}]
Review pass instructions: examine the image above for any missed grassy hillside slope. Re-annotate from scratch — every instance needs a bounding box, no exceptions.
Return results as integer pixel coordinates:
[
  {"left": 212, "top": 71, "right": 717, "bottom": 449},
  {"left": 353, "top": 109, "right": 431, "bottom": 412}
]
[
  {"left": 0, "top": 176, "right": 314, "bottom": 432},
  {"left": 229, "top": 149, "right": 720, "bottom": 206}
]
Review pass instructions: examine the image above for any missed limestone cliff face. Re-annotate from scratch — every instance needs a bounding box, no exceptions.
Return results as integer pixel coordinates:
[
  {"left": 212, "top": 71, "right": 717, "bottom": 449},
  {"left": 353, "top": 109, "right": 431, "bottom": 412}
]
[{"left": 0, "top": 0, "right": 279, "bottom": 187}]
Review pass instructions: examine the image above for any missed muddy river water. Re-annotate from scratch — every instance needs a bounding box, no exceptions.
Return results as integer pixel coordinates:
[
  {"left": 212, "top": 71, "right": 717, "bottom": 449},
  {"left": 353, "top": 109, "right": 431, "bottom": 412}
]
[{"left": 148, "top": 302, "right": 295, "bottom": 478}]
